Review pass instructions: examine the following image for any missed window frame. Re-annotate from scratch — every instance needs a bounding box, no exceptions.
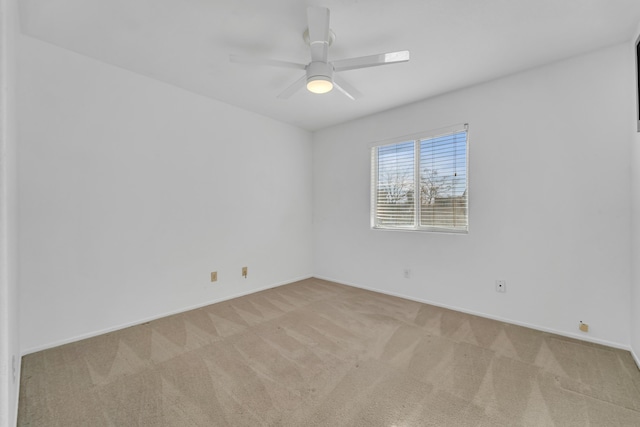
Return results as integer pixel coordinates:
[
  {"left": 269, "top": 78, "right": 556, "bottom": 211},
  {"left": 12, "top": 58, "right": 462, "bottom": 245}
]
[{"left": 370, "top": 124, "right": 469, "bottom": 234}]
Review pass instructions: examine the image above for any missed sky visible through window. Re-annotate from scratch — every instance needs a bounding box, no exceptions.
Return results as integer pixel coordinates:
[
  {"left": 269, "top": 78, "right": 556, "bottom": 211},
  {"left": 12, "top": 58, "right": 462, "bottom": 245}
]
[
  {"left": 377, "top": 131, "right": 467, "bottom": 198},
  {"left": 419, "top": 131, "right": 467, "bottom": 199}
]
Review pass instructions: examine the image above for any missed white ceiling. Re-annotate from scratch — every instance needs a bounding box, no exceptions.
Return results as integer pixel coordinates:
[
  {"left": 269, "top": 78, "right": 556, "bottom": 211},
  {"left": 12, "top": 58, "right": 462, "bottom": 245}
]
[{"left": 18, "top": 0, "right": 640, "bottom": 131}]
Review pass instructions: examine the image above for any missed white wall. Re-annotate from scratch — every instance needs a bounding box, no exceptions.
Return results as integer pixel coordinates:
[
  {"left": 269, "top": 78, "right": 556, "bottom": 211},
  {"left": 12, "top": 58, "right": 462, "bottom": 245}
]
[
  {"left": 631, "top": 23, "right": 640, "bottom": 366},
  {"left": 18, "top": 36, "right": 313, "bottom": 353},
  {"left": 314, "top": 43, "right": 633, "bottom": 348},
  {"left": 0, "top": 0, "right": 20, "bottom": 425}
]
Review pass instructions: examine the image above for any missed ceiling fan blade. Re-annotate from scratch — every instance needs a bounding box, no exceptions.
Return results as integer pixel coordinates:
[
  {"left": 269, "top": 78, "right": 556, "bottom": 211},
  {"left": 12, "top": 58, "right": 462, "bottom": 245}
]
[
  {"left": 230, "top": 54, "right": 306, "bottom": 70},
  {"left": 307, "top": 7, "right": 330, "bottom": 62},
  {"left": 277, "top": 75, "right": 307, "bottom": 99},
  {"left": 333, "top": 74, "right": 362, "bottom": 101},
  {"left": 332, "top": 50, "right": 410, "bottom": 72}
]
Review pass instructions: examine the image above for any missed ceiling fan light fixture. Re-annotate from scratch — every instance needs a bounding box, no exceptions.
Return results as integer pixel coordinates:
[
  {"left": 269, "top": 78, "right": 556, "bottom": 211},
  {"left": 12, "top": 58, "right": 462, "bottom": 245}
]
[
  {"left": 306, "top": 61, "right": 334, "bottom": 94},
  {"left": 306, "top": 76, "right": 333, "bottom": 94}
]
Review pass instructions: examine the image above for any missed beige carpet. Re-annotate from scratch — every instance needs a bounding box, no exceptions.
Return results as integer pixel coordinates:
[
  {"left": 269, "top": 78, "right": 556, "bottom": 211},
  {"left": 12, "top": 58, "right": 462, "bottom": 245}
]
[{"left": 18, "top": 278, "right": 640, "bottom": 426}]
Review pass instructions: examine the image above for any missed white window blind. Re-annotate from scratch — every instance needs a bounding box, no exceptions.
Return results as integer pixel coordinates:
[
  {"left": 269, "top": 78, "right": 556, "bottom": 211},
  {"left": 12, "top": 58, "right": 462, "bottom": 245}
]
[{"left": 371, "top": 125, "right": 468, "bottom": 233}]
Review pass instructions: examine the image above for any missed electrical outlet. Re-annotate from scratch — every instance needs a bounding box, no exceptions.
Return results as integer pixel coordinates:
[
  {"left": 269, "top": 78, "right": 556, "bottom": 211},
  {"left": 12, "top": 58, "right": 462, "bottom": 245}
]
[
  {"left": 495, "top": 280, "right": 506, "bottom": 293},
  {"left": 403, "top": 268, "right": 411, "bottom": 279},
  {"left": 579, "top": 321, "right": 589, "bottom": 333},
  {"left": 210, "top": 271, "right": 217, "bottom": 282},
  {"left": 242, "top": 266, "right": 247, "bottom": 278}
]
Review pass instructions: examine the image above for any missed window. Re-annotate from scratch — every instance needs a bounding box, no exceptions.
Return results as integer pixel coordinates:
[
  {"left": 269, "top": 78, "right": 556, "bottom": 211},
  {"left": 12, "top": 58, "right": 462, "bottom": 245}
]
[{"left": 371, "top": 124, "right": 468, "bottom": 233}]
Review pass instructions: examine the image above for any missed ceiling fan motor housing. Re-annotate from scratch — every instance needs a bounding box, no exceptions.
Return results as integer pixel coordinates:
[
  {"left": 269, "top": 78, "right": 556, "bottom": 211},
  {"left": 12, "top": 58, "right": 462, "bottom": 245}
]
[{"left": 306, "top": 61, "right": 334, "bottom": 82}]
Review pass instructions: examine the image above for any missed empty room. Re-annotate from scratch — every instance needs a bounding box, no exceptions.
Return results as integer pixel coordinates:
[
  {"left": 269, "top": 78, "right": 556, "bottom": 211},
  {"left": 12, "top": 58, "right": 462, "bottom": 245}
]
[{"left": 2, "top": 0, "right": 640, "bottom": 426}]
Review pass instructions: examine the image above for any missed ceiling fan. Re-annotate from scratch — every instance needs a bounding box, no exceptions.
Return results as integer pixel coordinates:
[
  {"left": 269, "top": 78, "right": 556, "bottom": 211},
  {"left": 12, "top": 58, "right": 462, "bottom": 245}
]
[{"left": 230, "top": 6, "right": 410, "bottom": 100}]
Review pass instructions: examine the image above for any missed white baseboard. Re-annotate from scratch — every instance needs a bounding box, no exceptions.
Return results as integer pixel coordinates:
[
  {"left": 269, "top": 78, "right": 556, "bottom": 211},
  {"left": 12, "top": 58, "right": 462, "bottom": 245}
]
[
  {"left": 632, "top": 347, "right": 640, "bottom": 371},
  {"left": 12, "top": 362, "right": 20, "bottom": 427},
  {"left": 314, "top": 275, "right": 631, "bottom": 351},
  {"left": 22, "top": 275, "right": 313, "bottom": 355},
  {"left": 23, "top": 273, "right": 637, "bottom": 360}
]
